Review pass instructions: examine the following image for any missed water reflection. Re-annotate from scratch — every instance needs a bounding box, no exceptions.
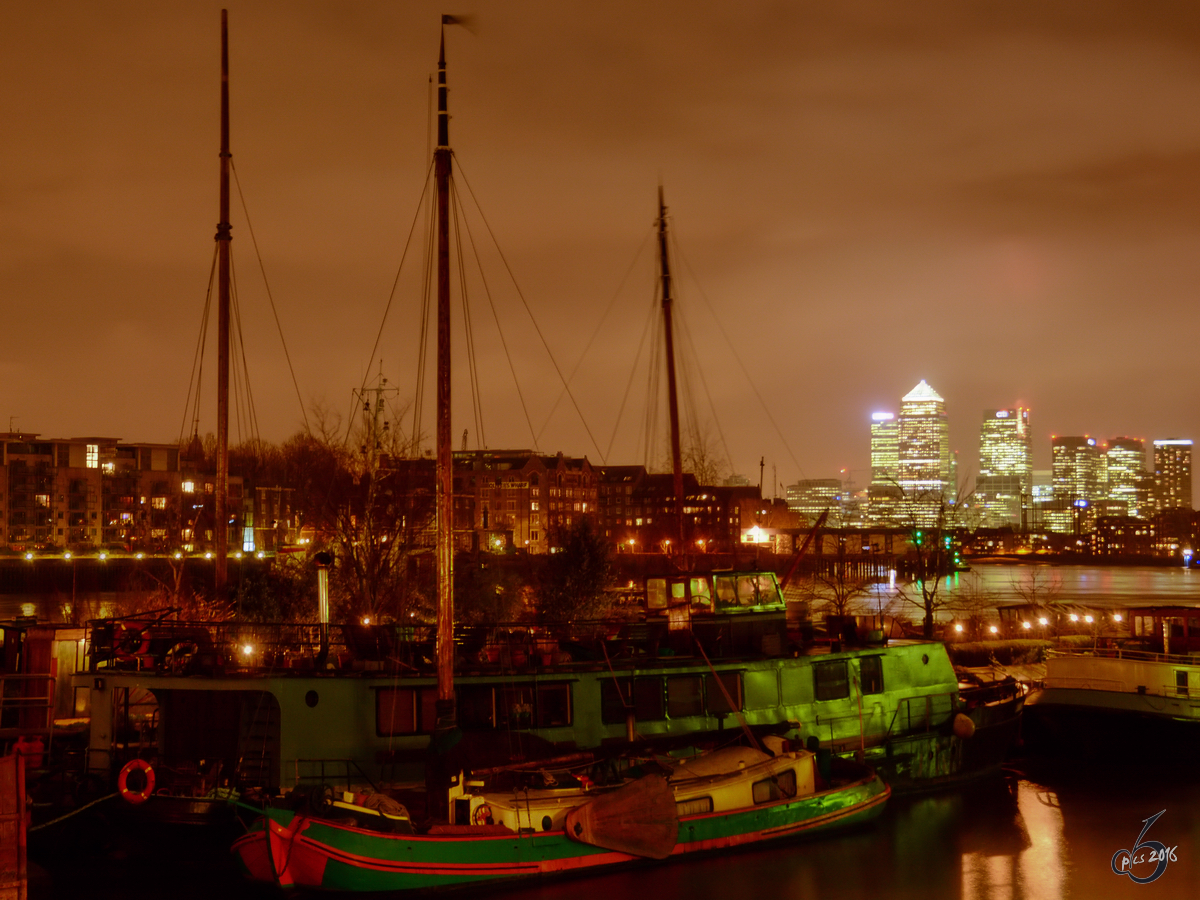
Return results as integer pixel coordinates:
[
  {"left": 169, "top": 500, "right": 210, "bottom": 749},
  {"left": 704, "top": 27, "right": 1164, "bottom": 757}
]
[{"left": 491, "top": 768, "right": 1199, "bottom": 900}]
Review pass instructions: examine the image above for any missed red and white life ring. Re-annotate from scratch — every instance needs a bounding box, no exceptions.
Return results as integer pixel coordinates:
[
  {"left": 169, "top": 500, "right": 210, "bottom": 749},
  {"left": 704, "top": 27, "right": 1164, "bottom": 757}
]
[
  {"left": 117, "top": 759, "right": 156, "bottom": 805},
  {"left": 472, "top": 803, "right": 493, "bottom": 826}
]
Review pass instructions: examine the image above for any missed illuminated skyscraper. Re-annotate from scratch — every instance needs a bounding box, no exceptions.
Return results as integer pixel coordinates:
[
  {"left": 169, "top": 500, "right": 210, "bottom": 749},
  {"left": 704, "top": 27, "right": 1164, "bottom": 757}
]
[
  {"left": 867, "top": 411, "right": 900, "bottom": 526},
  {"left": 897, "top": 380, "right": 952, "bottom": 499},
  {"left": 978, "top": 408, "right": 1031, "bottom": 528},
  {"left": 870, "top": 412, "right": 898, "bottom": 485},
  {"left": 1103, "top": 437, "right": 1146, "bottom": 518},
  {"left": 1153, "top": 439, "right": 1193, "bottom": 511},
  {"left": 1051, "top": 436, "right": 1101, "bottom": 533}
]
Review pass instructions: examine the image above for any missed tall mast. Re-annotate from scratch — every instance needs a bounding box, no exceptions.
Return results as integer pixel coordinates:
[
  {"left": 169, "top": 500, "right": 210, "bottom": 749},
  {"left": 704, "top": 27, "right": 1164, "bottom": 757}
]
[
  {"left": 657, "top": 188, "right": 685, "bottom": 550},
  {"left": 215, "top": 9, "right": 231, "bottom": 594},
  {"left": 434, "top": 21, "right": 456, "bottom": 732}
]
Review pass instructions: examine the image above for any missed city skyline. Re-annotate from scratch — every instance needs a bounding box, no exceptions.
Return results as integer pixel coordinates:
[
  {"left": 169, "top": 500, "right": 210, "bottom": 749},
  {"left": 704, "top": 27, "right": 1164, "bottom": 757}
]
[{"left": 4, "top": 3, "right": 1200, "bottom": 491}]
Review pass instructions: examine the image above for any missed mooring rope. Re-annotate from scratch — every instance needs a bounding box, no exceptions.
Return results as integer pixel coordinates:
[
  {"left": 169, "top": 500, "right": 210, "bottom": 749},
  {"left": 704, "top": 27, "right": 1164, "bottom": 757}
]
[{"left": 28, "top": 792, "right": 118, "bottom": 832}]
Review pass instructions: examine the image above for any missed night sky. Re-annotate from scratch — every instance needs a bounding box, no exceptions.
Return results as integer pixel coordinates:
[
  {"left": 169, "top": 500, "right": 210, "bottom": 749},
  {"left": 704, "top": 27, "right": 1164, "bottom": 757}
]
[{"left": 4, "top": 2, "right": 1199, "bottom": 500}]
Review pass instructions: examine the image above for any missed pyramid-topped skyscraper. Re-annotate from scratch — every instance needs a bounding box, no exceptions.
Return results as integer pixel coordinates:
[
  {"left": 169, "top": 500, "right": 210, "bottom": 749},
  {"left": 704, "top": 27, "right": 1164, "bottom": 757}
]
[{"left": 897, "top": 380, "right": 952, "bottom": 503}]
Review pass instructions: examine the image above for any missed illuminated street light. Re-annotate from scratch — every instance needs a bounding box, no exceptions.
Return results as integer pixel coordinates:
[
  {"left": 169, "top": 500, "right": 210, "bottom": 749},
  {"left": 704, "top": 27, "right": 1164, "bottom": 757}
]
[
  {"left": 954, "top": 623, "right": 963, "bottom": 633},
  {"left": 1022, "top": 621, "right": 1032, "bottom": 630},
  {"left": 1069, "top": 614, "right": 1079, "bottom": 622},
  {"left": 1084, "top": 615, "right": 1094, "bottom": 624},
  {"left": 1113, "top": 613, "right": 1123, "bottom": 622},
  {"left": 989, "top": 625, "right": 999, "bottom": 634},
  {"left": 1039, "top": 617, "right": 1049, "bottom": 626}
]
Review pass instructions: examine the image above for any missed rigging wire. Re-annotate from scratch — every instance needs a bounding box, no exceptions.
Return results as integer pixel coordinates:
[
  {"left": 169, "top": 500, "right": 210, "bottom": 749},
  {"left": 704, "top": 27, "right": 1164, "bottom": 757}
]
[
  {"left": 228, "top": 252, "right": 262, "bottom": 446},
  {"left": 412, "top": 172, "right": 438, "bottom": 457},
  {"left": 452, "top": 154, "right": 606, "bottom": 462},
  {"left": 669, "top": 231, "right": 735, "bottom": 478},
  {"left": 230, "top": 159, "right": 308, "bottom": 435},
  {"left": 449, "top": 177, "right": 487, "bottom": 449},
  {"left": 674, "top": 235, "right": 805, "bottom": 477},
  {"left": 642, "top": 283, "right": 664, "bottom": 470},
  {"left": 180, "top": 246, "right": 219, "bottom": 445},
  {"left": 535, "top": 226, "right": 656, "bottom": 444},
  {"left": 451, "top": 175, "right": 542, "bottom": 453},
  {"left": 602, "top": 293, "right": 659, "bottom": 465}
]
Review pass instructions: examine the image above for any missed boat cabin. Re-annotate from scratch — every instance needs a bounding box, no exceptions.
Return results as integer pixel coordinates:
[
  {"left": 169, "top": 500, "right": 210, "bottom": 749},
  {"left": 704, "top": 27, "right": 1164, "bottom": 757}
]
[{"left": 1125, "top": 605, "right": 1200, "bottom": 655}]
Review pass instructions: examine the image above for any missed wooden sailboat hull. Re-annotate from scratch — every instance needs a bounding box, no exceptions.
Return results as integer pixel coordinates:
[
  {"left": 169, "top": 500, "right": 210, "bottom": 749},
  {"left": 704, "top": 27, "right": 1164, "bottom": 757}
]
[{"left": 232, "top": 771, "right": 889, "bottom": 892}]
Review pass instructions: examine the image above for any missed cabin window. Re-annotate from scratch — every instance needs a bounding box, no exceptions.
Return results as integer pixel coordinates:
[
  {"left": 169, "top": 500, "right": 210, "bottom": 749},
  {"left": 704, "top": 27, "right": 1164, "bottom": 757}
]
[
  {"left": 647, "top": 579, "right": 668, "bottom": 610},
  {"left": 1176, "top": 671, "right": 1189, "bottom": 697},
  {"left": 813, "top": 661, "right": 850, "bottom": 701},
  {"left": 375, "top": 687, "right": 437, "bottom": 736},
  {"left": 752, "top": 769, "right": 797, "bottom": 804},
  {"left": 676, "top": 796, "right": 713, "bottom": 817},
  {"left": 601, "top": 677, "right": 664, "bottom": 723},
  {"left": 535, "top": 683, "right": 572, "bottom": 727},
  {"left": 704, "top": 672, "right": 743, "bottom": 715},
  {"left": 667, "top": 675, "right": 705, "bottom": 718},
  {"left": 859, "top": 657, "right": 884, "bottom": 695},
  {"left": 458, "top": 685, "right": 497, "bottom": 728},
  {"left": 689, "top": 577, "right": 713, "bottom": 611},
  {"left": 497, "top": 686, "right": 534, "bottom": 729}
]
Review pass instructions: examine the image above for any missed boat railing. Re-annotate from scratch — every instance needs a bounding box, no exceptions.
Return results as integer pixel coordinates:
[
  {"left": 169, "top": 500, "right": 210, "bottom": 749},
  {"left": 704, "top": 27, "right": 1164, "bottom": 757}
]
[
  {"left": 294, "top": 758, "right": 379, "bottom": 793},
  {"left": 1048, "top": 646, "right": 1200, "bottom": 667},
  {"left": 0, "top": 672, "right": 55, "bottom": 738},
  {"left": 79, "top": 612, "right": 794, "bottom": 676},
  {"left": 885, "top": 692, "right": 956, "bottom": 738}
]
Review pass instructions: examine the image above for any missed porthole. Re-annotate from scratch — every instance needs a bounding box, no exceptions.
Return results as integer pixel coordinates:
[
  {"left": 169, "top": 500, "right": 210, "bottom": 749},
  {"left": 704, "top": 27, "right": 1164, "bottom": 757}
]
[{"left": 305, "top": 690, "right": 319, "bottom": 708}]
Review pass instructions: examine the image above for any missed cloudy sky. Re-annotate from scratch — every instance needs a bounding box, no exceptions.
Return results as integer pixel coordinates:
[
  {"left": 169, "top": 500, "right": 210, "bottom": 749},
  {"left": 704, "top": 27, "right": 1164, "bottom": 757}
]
[{"left": 4, "top": 1, "right": 1199, "bottom": 499}]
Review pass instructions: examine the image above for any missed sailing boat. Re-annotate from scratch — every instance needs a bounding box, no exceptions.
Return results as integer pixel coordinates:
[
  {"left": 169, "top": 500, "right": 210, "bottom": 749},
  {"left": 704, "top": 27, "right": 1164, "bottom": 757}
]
[{"left": 229, "top": 19, "right": 888, "bottom": 891}]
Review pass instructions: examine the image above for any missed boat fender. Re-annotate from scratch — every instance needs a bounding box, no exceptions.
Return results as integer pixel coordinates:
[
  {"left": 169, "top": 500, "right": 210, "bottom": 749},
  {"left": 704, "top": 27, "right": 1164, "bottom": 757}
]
[
  {"left": 953, "top": 713, "right": 976, "bottom": 739},
  {"left": 473, "top": 803, "right": 493, "bottom": 826},
  {"left": 118, "top": 759, "right": 156, "bottom": 805}
]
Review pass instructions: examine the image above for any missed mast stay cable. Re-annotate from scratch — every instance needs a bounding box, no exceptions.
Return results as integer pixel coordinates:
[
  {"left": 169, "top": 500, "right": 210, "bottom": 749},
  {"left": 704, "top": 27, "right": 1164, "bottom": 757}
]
[
  {"left": 231, "top": 160, "right": 308, "bottom": 435},
  {"left": 453, "top": 155, "right": 605, "bottom": 462}
]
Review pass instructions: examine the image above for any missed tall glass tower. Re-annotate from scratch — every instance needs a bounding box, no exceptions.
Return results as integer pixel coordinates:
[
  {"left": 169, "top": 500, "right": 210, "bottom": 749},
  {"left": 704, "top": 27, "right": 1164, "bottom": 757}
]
[
  {"left": 897, "top": 380, "right": 952, "bottom": 500},
  {"left": 1153, "top": 439, "right": 1194, "bottom": 511},
  {"left": 978, "top": 408, "right": 1032, "bottom": 528}
]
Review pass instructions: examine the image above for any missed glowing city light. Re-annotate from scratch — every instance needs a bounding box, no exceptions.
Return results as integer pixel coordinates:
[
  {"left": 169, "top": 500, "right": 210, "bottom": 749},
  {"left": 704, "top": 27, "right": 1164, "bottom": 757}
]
[
  {"left": 989, "top": 625, "right": 999, "bottom": 634},
  {"left": 1113, "top": 614, "right": 1123, "bottom": 622},
  {"left": 1039, "top": 617, "right": 1049, "bottom": 626},
  {"left": 954, "top": 623, "right": 963, "bottom": 633},
  {"left": 1022, "top": 622, "right": 1032, "bottom": 630}
]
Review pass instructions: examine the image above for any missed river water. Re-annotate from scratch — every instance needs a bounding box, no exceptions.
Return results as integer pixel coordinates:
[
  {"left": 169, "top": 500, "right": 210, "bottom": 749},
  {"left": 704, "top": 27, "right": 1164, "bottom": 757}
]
[
  {"left": 36, "top": 763, "right": 1199, "bottom": 900},
  {"left": 511, "top": 764, "right": 1200, "bottom": 900}
]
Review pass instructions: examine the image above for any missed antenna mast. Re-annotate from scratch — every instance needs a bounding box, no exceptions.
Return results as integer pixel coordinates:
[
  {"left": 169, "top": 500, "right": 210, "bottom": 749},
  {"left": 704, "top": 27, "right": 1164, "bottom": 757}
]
[
  {"left": 657, "top": 188, "right": 685, "bottom": 552},
  {"left": 215, "top": 9, "right": 231, "bottom": 594},
  {"left": 434, "top": 20, "right": 456, "bottom": 733}
]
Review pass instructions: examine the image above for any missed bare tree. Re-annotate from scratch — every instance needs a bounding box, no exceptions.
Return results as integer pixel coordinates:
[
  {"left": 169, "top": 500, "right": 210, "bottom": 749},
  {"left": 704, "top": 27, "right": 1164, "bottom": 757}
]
[
  {"left": 949, "top": 571, "right": 997, "bottom": 640},
  {"left": 656, "top": 421, "right": 730, "bottom": 486},
  {"left": 893, "top": 480, "right": 974, "bottom": 638},
  {"left": 1010, "top": 566, "right": 1063, "bottom": 608},
  {"left": 279, "top": 399, "right": 435, "bottom": 623},
  {"left": 800, "top": 539, "right": 877, "bottom": 619}
]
